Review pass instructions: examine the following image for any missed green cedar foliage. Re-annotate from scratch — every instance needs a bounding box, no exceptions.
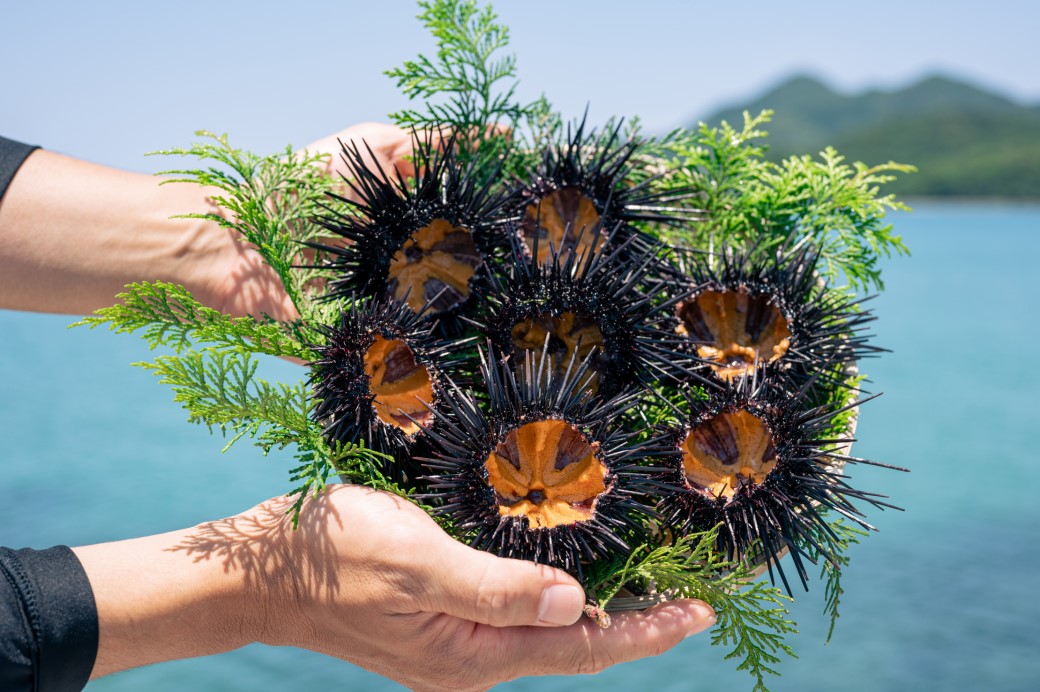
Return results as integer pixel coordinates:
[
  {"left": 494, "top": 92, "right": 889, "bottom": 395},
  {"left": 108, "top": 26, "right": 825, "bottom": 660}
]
[
  {"left": 386, "top": 0, "right": 547, "bottom": 178},
  {"left": 151, "top": 130, "right": 347, "bottom": 333},
  {"left": 644, "top": 111, "right": 912, "bottom": 292},
  {"left": 588, "top": 530, "right": 798, "bottom": 691},
  {"left": 76, "top": 281, "right": 309, "bottom": 360}
]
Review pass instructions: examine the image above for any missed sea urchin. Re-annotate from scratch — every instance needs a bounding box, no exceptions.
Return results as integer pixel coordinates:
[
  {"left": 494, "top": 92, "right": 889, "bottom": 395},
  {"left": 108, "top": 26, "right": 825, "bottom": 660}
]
[
  {"left": 418, "top": 348, "right": 674, "bottom": 578},
  {"left": 474, "top": 230, "right": 695, "bottom": 396},
  {"left": 675, "top": 243, "right": 884, "bottom": 395},
  {"left": 309, "top": 130, "right": 517, "bottom": 323},
  {"left": 309, "top": 296, "right": 454, "bottom": 484},
  {"left": 657, "top": 369, "right": 906, "bottom": 593},
  {"left": 510, "top": 116, "right": 701, "bottom": 266}
]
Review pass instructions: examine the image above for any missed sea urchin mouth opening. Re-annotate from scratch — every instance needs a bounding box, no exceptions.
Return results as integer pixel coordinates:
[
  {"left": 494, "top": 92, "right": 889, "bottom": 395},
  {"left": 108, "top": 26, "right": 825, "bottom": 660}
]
[
  {"left": 387, "top": 218, "right": 481, "bottom": 313},
  {"left": 521, "top": 188, "right": 604, "bottom": 264},
  {"left": 484, "top": 420, "right": 607, "bottom": 529},
  {"left": 363, "top": 335, "right": 434, "bottom": 436},
  {"left": 681, "top": 410, "right": 778, "bottom": 499},
  {"left": 677, "top": 289, "right": 792, "bottom": 380}
]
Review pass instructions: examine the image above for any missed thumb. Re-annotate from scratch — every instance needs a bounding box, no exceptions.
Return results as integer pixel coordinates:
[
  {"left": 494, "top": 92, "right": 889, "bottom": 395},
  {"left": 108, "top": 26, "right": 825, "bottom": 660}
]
[{"left": 422, "top": 539, "right": 586, "bottom": 628}]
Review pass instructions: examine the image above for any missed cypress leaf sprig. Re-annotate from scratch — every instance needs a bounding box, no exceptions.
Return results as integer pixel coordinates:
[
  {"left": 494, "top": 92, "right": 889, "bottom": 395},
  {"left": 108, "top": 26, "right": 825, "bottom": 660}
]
[
  {"left": 643, "top": 111, "right": 913, "bottom": 292},
  {"left": 385, "top": 0, "right": 550, "bottom": 178},
  {"left": 138, "top": 350, "right": 309, "bottom": 437},
  {"left": 150, "top": 130, "right": 346, "bottom": 324},
  {"left": 74, "top": 281, "right": 310, "bottom": 360},
  {"left": 587, "top": 529, "right": 798, "bottom": 691},
  {"left": 136, "top": 346, "right": 396, "bottom": 525}
]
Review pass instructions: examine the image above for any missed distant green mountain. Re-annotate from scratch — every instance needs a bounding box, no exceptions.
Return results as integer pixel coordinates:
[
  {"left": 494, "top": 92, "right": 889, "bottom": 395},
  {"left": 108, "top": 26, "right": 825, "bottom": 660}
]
[{"left": 699, "top": 74, "right": 1040, "bottom": 199}]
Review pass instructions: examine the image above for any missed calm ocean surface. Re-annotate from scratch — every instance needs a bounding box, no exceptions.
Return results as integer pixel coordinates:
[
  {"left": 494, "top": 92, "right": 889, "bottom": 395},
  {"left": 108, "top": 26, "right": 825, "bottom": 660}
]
[{"left": 1, "top": 203, "right": 1038, "bottom": 691}]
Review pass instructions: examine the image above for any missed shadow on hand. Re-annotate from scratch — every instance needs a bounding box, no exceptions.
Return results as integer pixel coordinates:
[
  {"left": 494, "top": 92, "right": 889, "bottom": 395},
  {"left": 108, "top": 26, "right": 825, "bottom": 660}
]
[{"left": 166, "top": 496, "right": 341, "bottom": 604}]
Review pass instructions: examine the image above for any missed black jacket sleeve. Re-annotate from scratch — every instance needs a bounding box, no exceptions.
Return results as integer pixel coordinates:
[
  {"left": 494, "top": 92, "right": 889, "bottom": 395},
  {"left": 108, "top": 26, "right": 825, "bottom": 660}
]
[
  {"left": 0, "top": 547, "right": 98, "bottom": 692},
  {"left": 0, "top": 135, "right": 40, "bottom": 203}
]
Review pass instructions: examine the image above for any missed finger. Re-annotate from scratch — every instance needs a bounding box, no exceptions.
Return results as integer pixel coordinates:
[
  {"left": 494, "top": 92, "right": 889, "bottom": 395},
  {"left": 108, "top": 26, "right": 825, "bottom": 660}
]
[
  {"left": 420, "top": 539, "right": 586, "bottom": 628},
  {"left": 493, "top": 599, "right": 716, "bottom": 678}
]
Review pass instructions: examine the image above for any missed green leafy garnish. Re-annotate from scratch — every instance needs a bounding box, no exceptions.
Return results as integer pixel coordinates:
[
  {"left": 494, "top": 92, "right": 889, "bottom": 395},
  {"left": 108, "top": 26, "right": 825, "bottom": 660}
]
[{"left": 645, "top": 111, "right": 912, "bottom": 291}]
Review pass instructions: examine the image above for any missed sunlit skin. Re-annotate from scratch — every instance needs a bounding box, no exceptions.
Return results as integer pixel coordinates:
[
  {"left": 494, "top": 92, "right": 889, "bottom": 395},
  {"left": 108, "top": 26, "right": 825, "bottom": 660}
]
[
  {"left": 520, "top": 188, "right": 603, "bottom": 264},
  {"left": 363, "top": 336, "right": 434, "bottom": 435},
  {"left": 681, "top": 410, "right": 778, "bottom": 499},
  {"left": 677, "top": 290, "right": 792, "bottom": 380},
  {"left": 485, "top": 420, "right": 608, "bottom": 529},
  {"left": 387, "top": 218, "right": 480, "bottom": 313}
]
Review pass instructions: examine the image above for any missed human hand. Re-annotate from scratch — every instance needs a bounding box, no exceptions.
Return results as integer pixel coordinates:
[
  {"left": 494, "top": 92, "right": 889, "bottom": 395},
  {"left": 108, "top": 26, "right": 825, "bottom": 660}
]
[
  {"left": 255, "top": 485, "right": 716, "bottom": 690},
  {"left": 75, "top": 484, "right": 716, "bottom": 689}
]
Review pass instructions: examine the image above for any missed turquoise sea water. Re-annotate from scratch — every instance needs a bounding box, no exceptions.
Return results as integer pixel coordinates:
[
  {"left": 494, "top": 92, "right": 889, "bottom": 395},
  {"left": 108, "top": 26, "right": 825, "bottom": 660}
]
[{"left": 1, "top": 204, "right": 1038, "bottom": 691}]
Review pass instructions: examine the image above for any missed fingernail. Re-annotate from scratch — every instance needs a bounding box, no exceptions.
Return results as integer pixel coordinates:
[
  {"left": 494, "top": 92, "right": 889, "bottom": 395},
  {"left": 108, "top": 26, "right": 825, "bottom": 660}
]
[
  {"left": 684, "top": 601, "right": 717, "bottom": 638},
  {"left": 538, "top": 584, "right": 584, "bottom": 626}
]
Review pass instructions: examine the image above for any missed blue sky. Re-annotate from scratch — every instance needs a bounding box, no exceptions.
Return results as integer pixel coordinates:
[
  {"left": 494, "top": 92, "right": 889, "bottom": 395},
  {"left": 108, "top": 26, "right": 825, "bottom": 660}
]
[{"left": 2, "top": 0, "right": 1037, "bottom": 171}]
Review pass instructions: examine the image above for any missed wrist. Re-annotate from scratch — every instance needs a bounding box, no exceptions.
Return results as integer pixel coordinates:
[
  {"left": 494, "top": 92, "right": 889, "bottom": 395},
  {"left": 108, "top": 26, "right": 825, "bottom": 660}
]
[
  {"left": 238, "top": 494, "right": 322, "bottom": 649},
  {"left": 157, "top": 182, "right": 240, "bottom": 309},
  {"left": 73, "top": 522, "right": 261, "bottom": 678}
]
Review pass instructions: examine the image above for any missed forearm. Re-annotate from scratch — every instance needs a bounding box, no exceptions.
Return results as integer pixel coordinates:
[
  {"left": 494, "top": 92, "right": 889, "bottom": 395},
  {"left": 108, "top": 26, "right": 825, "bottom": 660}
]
[
  {"left": 72, "top": 525, "right": 260, "bottom": 678},
  {"left": 0, "top": 149, "right": 227, "bottom": 314}
]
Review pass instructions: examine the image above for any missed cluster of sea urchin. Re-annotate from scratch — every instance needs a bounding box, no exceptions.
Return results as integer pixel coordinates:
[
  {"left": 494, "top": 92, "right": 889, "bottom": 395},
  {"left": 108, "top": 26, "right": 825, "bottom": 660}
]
[{"left": 305, "top": 122, "right": 899, "bottom": 593}]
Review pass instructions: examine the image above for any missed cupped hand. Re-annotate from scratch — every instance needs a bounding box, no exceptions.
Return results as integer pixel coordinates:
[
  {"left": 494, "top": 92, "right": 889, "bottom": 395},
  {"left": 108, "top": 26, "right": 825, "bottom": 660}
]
[{"left": 215, "top": 485, "right": 716, "bottom": 691}]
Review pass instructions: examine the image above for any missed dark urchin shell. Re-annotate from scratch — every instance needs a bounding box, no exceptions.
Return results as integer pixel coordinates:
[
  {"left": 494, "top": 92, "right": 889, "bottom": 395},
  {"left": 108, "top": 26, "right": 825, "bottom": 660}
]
[
  {"left": 474, "top": 229, "right": 697, "bottom": 398},
  {"left": 309, "top": 296, "right": 456, "bottom": 485},
  {"left": 509, "top": 115, "right": 702, "bottom": 265},
  {"left": 674, "top": 242, "right": 885, "bottom": 396},
  {"left": 308, "top": 129, "right": 519, "bottom": 328},
  {"left": 657, "top": 369, "right": 906, "bottom": 594},
  {"left": 418, "top": 348, "right": 675, "bottom": 581}
]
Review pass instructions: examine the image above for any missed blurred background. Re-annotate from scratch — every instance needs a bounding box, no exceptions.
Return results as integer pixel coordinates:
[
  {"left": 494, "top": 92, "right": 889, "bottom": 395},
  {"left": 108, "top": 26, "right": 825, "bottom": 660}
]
[{"left": 2, "top": 1, "right": 1038, "bottom": 690}]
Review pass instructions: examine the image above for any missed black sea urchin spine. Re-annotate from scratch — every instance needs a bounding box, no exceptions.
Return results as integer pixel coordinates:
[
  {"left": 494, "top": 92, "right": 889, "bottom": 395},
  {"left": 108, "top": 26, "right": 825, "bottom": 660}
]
[
  {"left": 657, "top": 369, "right": 906, "bottom": 594},
  {"left": 418, "top": 348, "right": 675, "bottom": 581}
]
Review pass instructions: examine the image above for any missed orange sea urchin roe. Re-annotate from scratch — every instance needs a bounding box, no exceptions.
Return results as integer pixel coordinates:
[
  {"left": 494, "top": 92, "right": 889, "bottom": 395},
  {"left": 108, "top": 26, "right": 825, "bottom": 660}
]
[
  {"left": 484, "top": 420, "right": 608, "bottom": 529},
  {"left": 676, "top": 289, "right": 791, "bottom": 380},
  {"left": 510, "top": 312, "right": 605, "bottom": 387},
  {"left": 363, "top": 336, "right": 434, "bottom": 436},
  {"left": 520, "top": 188, "right": 603, "bottom": 264},
  {"left": 387, "top": 218, "right": 480, "bottom": 313},
  {"left": 681, "top": 410, "right": 778, "bottom": 499}
]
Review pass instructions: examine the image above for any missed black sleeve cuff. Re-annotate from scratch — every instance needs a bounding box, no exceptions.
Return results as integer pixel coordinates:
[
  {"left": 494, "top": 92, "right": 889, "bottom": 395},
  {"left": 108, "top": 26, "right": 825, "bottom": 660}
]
[
  {"left": 0, "top": 546, "right": 98, "bottom": 692},
  {"left": 0, "top": 136, "right": 41, "bottom": 204}
]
